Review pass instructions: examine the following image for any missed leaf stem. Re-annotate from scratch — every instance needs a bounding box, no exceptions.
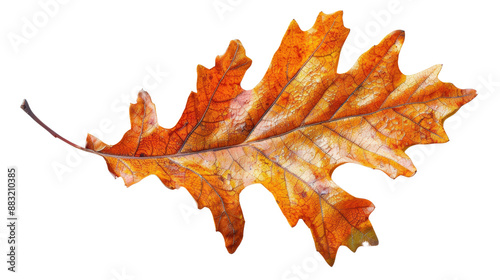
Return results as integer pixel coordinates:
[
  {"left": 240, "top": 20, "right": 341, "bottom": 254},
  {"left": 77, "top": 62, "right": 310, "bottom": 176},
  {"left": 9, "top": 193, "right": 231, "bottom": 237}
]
[{"left": 20, "top": 99, "right": 89, "bottom": 152}]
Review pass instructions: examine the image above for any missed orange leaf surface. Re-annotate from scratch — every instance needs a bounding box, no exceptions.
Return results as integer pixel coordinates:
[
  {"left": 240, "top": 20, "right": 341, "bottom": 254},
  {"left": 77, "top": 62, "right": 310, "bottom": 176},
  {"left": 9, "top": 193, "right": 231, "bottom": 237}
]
[{"left": 22, "top": 11, "right": 476, "bottom": 266}]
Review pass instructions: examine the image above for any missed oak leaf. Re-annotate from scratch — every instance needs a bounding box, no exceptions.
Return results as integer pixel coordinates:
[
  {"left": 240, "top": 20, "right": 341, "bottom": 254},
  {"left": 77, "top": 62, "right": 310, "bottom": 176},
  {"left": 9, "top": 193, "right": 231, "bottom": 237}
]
[{"left": 22, "top": 11, "right": 476, "bottom": 266}]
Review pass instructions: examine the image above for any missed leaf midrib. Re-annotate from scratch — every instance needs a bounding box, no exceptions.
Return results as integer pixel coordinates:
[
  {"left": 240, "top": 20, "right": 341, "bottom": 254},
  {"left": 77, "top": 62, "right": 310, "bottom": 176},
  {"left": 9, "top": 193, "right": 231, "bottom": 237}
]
[{"left": 89, "top": 93, "right": 473, "bottom": 160}]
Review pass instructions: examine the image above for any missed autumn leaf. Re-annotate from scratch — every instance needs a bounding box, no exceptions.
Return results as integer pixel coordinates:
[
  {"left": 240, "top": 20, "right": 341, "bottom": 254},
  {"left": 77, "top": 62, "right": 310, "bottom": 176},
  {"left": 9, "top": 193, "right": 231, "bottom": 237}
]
[{"left": 21, "top": 11, "right": 476, "bottom": 266}]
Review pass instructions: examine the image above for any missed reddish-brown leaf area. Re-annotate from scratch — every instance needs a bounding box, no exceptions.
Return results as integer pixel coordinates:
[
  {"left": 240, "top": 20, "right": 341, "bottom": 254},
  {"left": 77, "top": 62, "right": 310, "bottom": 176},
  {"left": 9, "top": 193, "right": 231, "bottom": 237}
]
[{"left": 22, "top": 11, "right": 476, "bottom": 266}]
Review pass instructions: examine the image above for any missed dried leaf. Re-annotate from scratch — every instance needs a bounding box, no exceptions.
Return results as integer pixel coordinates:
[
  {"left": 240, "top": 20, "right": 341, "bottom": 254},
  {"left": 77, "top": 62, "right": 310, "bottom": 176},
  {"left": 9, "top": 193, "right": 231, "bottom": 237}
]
[{"left": 22, "top": 11, "right": 476, "bottom": 266}]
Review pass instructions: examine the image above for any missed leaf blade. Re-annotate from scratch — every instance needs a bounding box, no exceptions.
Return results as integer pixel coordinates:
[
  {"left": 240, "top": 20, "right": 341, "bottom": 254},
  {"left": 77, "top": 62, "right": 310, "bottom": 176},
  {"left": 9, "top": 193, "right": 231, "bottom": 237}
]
[{"left": 24, "top": 11, "right": 476, "bottom": 266}]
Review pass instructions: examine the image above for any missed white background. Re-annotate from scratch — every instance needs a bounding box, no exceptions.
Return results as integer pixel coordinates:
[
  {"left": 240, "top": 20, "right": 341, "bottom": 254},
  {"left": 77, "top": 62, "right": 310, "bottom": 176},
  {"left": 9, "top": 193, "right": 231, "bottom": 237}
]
[{"left": 1, "top": 0, "right": 499, "bottom": 279}]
